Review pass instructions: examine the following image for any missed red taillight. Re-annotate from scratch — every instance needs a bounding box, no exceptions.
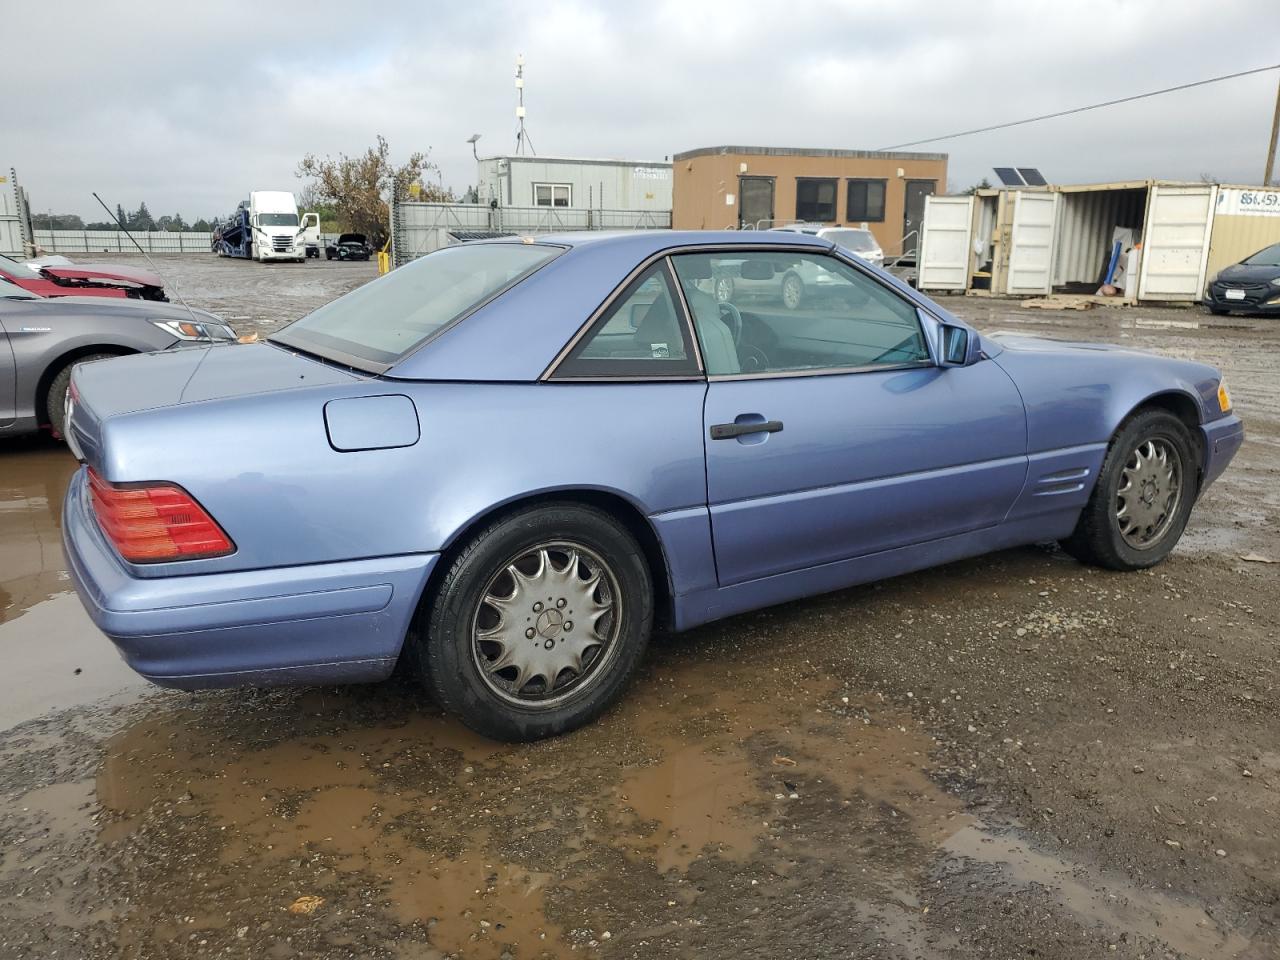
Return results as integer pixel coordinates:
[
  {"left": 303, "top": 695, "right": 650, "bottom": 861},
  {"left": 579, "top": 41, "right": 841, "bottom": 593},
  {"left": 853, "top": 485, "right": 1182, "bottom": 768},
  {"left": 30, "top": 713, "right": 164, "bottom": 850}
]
[{"left": 88, "top": 469, "right": 234, "bottom": 563}]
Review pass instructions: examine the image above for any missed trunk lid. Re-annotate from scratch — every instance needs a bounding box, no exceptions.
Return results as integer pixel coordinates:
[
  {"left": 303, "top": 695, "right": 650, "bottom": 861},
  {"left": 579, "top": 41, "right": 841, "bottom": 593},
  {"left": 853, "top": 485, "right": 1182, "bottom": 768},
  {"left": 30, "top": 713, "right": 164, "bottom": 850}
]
[{"left": 67, "top": 342, "right": 364, "bottom": 470}]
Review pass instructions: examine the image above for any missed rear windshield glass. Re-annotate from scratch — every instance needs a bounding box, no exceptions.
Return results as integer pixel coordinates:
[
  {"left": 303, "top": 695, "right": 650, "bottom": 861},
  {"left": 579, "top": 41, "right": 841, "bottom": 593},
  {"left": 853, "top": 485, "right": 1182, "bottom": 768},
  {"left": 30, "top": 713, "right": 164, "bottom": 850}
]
[
  {"left": 824, "top": 229, "right": 878, "bottom": 252},
  {"left": 270, "top": 242, "right": 559, "bottom": 367},
  {"left": 1243, "top": 243, "right": 1280, "bottom": 267}
]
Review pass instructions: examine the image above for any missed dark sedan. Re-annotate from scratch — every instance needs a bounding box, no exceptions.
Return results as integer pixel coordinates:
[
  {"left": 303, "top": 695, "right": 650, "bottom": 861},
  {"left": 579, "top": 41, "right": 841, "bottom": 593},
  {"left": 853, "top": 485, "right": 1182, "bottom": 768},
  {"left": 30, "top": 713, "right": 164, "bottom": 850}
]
[
  {"left": 0, "top": 277, "right": 236, "bottom": 439},
  {"left": 325, "top": 233, "right": 372, "bottom": 261},
  {"left": 1204, "top": 242, "right": 1280, "bottom": 315}
]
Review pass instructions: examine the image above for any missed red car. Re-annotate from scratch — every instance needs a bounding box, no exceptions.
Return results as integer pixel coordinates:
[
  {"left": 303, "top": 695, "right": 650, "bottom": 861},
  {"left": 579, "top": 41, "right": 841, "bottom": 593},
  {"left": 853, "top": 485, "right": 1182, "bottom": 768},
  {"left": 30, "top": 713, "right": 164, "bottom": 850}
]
[{"left": 0, "top": 254, "right": 167, "bottom": 300}]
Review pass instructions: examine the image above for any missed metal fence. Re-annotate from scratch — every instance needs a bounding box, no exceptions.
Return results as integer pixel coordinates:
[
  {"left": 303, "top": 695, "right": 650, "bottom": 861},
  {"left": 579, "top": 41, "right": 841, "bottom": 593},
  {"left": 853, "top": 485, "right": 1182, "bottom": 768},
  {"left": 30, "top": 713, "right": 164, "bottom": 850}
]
[
  {"left": 390, "top": 201, "right": 672, "bottom": 267},
  {"left": 28, "top": 229, "right": 346, "bottom": 255}
]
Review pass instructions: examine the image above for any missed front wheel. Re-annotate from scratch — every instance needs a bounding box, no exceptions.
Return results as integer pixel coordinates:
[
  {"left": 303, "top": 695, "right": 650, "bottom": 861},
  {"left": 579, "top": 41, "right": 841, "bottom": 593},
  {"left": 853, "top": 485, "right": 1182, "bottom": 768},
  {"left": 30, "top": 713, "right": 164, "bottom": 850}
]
[
  {"left": 1060, "top": 409, "right": 1199, "bottom": 570},
  {"left": 415, "top": 504, "right": 653, "bottom": 741},
  {"left": 47, "top": 353, "right": 119, "bottom": 438}
]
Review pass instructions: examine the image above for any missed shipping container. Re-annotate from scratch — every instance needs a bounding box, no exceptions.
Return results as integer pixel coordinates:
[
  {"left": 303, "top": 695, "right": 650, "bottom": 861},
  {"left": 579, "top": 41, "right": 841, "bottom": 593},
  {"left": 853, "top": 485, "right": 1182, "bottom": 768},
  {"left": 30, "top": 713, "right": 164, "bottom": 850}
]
[{"left": 917, "top": 179, "right": 1267, "bottom": 305}]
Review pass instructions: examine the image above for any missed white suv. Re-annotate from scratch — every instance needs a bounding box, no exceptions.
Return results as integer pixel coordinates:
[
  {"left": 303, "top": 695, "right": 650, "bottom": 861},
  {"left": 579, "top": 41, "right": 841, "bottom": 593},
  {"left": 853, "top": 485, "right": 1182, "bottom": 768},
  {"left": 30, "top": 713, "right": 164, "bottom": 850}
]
[{"left": 770, "top": 224, "right": 885, "bottom": 268}]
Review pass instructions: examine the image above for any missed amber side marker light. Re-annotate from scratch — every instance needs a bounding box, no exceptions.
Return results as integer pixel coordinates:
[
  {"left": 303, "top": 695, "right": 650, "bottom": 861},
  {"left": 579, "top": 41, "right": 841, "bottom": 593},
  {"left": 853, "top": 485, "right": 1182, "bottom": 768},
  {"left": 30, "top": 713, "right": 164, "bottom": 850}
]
[
  {"left": 1218, "top": 381, "right": 1232, "bottom": 413},
  {"left": 88, "top": 469, "right": 234, "bottom": 563}
]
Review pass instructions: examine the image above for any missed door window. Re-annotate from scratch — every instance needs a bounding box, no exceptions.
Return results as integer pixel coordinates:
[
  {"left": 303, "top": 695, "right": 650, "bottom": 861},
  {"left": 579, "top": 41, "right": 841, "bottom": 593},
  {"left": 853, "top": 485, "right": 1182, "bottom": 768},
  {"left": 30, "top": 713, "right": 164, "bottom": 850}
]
[
  {"left": 552, "top": 262, "right": 700, "bottom": 378},
  {"left": 670, "top": 251, "right": 930, "bottom": 377}
]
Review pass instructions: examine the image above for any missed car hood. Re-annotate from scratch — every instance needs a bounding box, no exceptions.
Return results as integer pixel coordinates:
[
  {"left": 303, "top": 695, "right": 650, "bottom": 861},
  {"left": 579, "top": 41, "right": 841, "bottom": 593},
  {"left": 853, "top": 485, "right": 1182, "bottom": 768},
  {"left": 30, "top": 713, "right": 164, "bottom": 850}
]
[
  {"left": 38, "top": 296, "right": 224, "bottom": 325},
  {"left": 41, "top": 262, "right": 164, "bottom": 287},
  {"left": 1213, "top": 262, "right": 1280, "bottom": 284}
]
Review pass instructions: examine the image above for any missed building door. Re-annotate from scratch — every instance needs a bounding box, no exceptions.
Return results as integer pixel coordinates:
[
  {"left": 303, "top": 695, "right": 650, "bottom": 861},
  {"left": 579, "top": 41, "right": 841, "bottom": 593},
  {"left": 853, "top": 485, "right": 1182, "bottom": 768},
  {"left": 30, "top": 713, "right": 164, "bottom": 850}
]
[
  {"left": 902, "top": 180, "right": 937, "bottom": 256},
  {"left": 738, "top": 177, "right": 774, "bottom": 230}
]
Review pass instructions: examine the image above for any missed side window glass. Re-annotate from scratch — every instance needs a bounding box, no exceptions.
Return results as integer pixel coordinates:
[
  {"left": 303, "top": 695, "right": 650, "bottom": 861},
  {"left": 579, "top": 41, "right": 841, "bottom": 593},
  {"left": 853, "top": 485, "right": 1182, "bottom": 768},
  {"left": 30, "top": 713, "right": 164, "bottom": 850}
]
[
  {"left": 553, "top": 263, "right": 700, "bottom": 378},
  {"left": 670, "top": 251, "right": 931, "bottom": 377}
]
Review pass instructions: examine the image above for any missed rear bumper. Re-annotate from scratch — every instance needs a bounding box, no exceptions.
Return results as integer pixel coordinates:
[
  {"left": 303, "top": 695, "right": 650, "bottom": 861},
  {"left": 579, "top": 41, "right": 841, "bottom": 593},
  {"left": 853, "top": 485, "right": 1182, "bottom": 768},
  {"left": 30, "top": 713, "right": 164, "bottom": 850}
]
[
  {"left": 61, "top": 467, "right": 437, "bottom": 689},
  {"left": 1200, "top": 414, "right": 1244, "bottom": 492}
]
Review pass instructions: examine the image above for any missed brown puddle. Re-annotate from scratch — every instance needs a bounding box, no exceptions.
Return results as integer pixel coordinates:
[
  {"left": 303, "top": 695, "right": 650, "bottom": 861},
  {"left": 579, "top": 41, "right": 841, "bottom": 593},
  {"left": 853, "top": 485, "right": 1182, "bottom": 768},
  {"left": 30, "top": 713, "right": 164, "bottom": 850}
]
[
  {"left": 0, "top": 438, "right": 150, "bottom": 731},
  {"left": 88, "top": 667, "right": 955, "bottom": 957}
]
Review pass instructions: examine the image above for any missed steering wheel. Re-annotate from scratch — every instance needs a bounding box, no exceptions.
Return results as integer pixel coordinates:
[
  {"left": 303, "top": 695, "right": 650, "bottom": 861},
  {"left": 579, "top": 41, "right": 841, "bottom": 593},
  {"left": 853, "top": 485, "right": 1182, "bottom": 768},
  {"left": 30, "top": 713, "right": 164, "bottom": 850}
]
[{"left": 717, "top": 301, "right": 743, "bottom": 344}]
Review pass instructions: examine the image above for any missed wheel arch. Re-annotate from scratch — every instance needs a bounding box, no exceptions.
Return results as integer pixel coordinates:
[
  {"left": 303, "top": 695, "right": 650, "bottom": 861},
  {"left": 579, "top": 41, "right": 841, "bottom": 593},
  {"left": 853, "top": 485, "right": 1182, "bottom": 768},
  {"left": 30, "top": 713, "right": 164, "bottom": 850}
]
[
  {"left": 1122, "top": 389, "right": 1206, "bottom": 479},
  {"left": 407, "top": 488, "right": 677, "bottom": 661},
  {"left": 35, "top": 344, "right": 137, "bottom": 425}
]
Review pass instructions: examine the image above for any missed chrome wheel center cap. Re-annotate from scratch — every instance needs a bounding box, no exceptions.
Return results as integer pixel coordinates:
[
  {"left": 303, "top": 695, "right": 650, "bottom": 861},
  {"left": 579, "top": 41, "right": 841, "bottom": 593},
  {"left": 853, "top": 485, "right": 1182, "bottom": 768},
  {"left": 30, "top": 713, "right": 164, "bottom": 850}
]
[{"left": 535, "top": 607, "right": 564, "bottom": 639}]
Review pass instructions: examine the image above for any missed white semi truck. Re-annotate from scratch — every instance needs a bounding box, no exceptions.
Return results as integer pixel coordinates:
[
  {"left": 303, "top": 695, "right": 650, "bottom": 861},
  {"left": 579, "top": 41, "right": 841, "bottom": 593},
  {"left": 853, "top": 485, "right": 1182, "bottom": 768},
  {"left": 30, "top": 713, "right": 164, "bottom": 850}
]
[{"left": 212, "top": 190, "right": 312, "bottom": 262}]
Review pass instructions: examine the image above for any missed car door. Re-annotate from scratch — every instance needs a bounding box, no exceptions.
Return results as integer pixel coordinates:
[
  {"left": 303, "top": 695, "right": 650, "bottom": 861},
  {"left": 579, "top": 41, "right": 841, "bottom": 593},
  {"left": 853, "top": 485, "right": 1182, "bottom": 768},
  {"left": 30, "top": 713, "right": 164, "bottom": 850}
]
[{"left": 670, "top": 248, "right": 1028, "bottom": 587}]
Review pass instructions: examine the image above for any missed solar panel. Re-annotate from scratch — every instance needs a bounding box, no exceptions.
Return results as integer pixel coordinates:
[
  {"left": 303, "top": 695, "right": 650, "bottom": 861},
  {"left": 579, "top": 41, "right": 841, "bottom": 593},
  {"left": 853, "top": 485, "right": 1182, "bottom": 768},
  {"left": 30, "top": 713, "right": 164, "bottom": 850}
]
[
  {"left": 1017, "top": 167, "right": 1047, "bottom": 186},
  {"left": 993, "top": 167, "right": 1025, "bottom": 186}
]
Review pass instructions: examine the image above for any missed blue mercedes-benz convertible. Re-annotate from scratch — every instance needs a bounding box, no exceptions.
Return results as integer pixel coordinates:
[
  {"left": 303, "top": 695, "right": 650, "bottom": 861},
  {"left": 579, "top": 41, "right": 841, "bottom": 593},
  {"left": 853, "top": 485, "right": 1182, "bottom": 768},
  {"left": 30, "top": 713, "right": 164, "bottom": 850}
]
[{"left": 62, "top": 231, "right": 1243, "bottom": 740}]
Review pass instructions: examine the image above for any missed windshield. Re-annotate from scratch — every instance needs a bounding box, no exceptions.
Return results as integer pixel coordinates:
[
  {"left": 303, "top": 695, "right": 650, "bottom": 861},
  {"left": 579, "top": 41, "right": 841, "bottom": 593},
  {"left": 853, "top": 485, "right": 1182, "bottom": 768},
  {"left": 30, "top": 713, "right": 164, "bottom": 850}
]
[
  {"left": 0, "top": 275, "right": 39, "bottom": 298},
  {"left": 257, "top": 213, "right": 299, "bottom": 227},
  {"left": 0, "top": 254, "right": 40, "bottom": 277},
  {"left": 824, "top": 229, "right": 878, "bottom": 252},
  {"left": 271, "top": 242, "right": 560, "bottom": 367},
  {"left": 1243, "top": 243, "right": 1280, "bottom": 267}
]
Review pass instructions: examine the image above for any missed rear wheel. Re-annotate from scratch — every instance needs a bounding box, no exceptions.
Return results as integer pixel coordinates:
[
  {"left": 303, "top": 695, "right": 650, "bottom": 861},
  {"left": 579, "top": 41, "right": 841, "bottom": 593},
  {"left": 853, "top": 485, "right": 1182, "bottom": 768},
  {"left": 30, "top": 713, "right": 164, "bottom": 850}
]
[
  {"left": 46, "top": 353, "right": 119, "bottom": 438},
  {"left": 1060, "top": 409, "right": 1198, "bottom": 570},
  {"left": 415, "top": 504, "right": 653, "bottom": 741}
]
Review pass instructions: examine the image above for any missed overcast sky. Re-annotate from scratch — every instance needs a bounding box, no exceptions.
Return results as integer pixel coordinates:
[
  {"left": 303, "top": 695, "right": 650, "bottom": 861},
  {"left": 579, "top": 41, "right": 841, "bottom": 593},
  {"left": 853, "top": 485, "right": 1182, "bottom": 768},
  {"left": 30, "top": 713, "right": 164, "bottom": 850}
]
[{"left": 5, "top": 0, "right": 1278, "bottom": 221}]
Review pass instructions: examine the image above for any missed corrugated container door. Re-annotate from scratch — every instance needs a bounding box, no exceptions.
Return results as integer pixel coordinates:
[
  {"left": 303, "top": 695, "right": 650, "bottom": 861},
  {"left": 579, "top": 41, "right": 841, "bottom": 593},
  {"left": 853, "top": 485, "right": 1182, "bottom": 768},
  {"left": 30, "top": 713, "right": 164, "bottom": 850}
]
[
  {"left": 1006, "top": 192, "right": 1059, "bottom": 295},
  {"left": 917, "top": 195, "right": 974, "bottom": 291},
  {"left": 1137, "top": 183, "right": 1217, "bottom": 301}
]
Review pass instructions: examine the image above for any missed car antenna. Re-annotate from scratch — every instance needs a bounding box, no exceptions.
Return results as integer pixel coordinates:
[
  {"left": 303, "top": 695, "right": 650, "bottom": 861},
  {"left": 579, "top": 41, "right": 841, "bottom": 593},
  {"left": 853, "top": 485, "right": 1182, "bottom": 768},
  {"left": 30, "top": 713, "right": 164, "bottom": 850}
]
[{"left": 91, "top": 192, "right": 201, "bottom": 327}]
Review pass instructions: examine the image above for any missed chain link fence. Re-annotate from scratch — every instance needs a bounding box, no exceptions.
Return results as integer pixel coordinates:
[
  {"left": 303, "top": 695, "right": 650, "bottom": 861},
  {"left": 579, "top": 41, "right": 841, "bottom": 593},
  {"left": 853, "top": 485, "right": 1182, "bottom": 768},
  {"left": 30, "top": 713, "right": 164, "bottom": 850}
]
[{"left": 391, "top": 201, "right": 671, "bottom": 268}]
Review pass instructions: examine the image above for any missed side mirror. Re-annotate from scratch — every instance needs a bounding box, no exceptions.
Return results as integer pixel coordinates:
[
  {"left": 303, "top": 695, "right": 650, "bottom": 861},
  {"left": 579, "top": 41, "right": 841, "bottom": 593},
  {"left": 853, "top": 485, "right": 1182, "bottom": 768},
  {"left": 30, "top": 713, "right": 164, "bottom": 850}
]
[{"left": 939, "top": 323, "right": 981, "bottom": 366}]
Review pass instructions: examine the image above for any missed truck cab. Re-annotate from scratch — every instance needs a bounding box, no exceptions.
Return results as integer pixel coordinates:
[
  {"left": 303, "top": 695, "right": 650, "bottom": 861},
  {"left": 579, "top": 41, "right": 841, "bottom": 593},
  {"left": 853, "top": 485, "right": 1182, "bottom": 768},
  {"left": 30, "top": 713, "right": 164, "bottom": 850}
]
[{"left": 248, "top": 191, "right": 305, "bottom": 263}]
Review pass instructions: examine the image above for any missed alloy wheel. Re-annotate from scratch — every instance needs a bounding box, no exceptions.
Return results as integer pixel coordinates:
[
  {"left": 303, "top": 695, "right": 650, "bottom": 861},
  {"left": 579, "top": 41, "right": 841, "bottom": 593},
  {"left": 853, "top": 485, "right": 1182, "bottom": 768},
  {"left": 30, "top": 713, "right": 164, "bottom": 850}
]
[
  {"left": 1115, "top": 438, "right": 1183, "bottom": 549},
  {"left": 471, "top": 542, "right": 622, "bottom": 707}
]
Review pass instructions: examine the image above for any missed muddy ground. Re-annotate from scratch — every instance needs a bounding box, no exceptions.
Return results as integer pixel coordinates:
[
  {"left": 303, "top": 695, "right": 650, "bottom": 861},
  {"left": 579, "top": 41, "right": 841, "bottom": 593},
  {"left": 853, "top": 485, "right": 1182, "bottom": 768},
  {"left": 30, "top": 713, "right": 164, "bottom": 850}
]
[{"left": 1, "top": 254, "right": 1276, "bottom": 959}]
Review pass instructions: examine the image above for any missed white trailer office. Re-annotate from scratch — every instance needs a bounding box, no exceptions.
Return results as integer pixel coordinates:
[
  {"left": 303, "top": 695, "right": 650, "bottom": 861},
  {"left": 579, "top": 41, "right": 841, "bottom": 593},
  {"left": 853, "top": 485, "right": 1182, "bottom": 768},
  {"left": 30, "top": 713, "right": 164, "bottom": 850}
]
[{"left": 477, "top": 155, "right": 673, "bottom": 213}]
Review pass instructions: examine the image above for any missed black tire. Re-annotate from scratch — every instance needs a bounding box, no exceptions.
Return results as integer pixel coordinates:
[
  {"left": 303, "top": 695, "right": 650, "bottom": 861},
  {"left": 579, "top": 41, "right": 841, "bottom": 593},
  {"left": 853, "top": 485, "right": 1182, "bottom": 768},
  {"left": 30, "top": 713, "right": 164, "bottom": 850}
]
[
  {"left": 781, "top": 271, "right": 804, "bottom": 310},
  {"left": 414, "top": 503, "right": 653, "bottom": 741},
  {"left": 325, "top": 250, "right": 335, "bottom": 260},
  {"left": 1060, "top": 409, "right": 1199, "bottom": 571},
  {"left": 47, "top": 353, "right": 119, "bottom": 438}
]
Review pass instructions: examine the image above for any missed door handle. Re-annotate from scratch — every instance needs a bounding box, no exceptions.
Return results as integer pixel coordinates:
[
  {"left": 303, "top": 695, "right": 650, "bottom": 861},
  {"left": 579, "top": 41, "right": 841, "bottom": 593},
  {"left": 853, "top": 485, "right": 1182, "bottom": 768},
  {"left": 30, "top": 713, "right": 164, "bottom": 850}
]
[{"left": 709, "top": 420, "right": 784, "bottom": 440}]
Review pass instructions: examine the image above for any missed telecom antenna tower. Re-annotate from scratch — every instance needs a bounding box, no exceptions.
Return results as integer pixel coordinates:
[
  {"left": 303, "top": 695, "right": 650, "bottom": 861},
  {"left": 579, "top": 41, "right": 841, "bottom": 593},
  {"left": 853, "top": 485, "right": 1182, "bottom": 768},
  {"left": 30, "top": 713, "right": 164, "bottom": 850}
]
[{"left": 514, "top": 54, "right": 535, "bottom": 156}]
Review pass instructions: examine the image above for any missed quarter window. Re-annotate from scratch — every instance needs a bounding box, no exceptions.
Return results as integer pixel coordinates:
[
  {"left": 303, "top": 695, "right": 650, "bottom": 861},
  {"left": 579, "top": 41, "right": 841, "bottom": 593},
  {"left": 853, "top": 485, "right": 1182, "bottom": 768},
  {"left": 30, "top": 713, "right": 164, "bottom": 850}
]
[
  {"left": 795, "top": 178, "right": 837, "bottom": 222},
  {"left": 670, "top": 251, "right": 930, "bottom": 377},
  {"left": 553, "top": 262, "right": 700, "bottom": 378},
  {"left": 846, "top": 179, "right": 886, "bottom": 222},
  {"left": 533, "top": 183, "right": 572, "bottom": 207}
]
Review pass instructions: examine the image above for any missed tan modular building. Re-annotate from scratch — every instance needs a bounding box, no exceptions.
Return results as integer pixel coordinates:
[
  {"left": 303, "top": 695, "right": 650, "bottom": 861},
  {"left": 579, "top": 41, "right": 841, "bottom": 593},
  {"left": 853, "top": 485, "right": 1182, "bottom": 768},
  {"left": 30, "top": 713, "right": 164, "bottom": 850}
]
[{"left": 671, "top": 145, "right": 949, "bottom": 254}]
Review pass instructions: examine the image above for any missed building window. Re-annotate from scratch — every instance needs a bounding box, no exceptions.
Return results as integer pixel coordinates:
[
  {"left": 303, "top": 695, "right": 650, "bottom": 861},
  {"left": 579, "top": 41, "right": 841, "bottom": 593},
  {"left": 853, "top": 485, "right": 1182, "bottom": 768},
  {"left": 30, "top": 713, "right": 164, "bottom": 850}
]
[
  {"left": 795, "top": 178, "right": 837, "bottom": 222},
  {"left": 846, "top": 179, "right": 886, "bottom": 222},
  {"left": 533, "top": 183, "right": 572, "bottom": 207}
]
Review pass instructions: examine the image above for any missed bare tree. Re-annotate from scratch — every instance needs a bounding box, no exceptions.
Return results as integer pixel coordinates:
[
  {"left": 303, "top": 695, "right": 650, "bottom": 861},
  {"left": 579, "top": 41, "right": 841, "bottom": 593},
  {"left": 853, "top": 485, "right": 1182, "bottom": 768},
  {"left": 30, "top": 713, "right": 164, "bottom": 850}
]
[{"left": 297, "top": 135, "right": 450, "bottom": 247}]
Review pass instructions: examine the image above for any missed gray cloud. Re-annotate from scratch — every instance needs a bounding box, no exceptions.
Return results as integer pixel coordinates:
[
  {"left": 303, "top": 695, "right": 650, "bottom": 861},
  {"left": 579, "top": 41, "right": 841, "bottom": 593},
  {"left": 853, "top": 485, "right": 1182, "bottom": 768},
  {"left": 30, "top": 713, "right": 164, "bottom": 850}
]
[{"left": 4, "top": 0, "right": 1278, "bottom": 220}]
